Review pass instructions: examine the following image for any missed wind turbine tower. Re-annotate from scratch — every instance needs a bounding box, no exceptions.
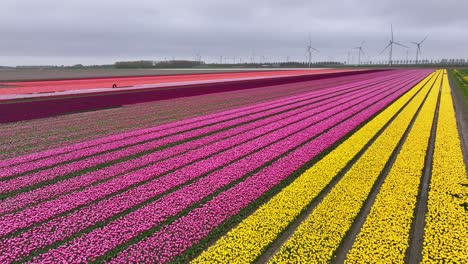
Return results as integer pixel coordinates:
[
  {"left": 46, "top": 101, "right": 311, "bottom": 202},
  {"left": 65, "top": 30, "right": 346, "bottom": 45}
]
[
  {"left": 306, "top": 33, "right": 319, "bottom": 68},
  {"left": 354, "top": 41, "right": 365, "bottom": 65},
  {"left": 380, "top": 25, "right": 408, "bottom": 66},
  {"left": 411, "top": 36, "right": 428, "bottom": 64}
]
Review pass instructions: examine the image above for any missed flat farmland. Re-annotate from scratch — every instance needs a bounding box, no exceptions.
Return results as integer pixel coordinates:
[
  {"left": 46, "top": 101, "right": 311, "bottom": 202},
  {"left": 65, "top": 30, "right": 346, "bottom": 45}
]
[
  {"left": 0, "top": 68, "right": 313, "bottom": 82},
  {"left": 0, "top": 69, "right": 466, "bottom": 263},
  {"left": 0, "top": 69, "right": 349, "bottom": 95}
]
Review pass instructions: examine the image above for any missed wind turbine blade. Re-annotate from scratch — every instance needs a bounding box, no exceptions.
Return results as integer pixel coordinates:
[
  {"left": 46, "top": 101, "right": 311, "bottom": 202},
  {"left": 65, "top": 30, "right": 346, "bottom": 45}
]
[
  {"left": 361, "top": 40, "right": 365, "bottom": 46},
  {"left": 312, "top": 48, "right": 319, "bottom": 53},
  {"left": 361, "top": 48, "right": 366, "bottom": 56},
  {"left": 411, "top": 42, "right": 419, "bottom": 45},
  {"left": 420, "top": 35, "right": 428, "bottom": 44},
  {"left": 380, "top": 42, "right": 391, "bottom": 54},
  {"left": 393, "top": 42, "right": 409, "bottom": 48},
  {"left": 391, "top": 24, "right": 394, "bottom": 41}
]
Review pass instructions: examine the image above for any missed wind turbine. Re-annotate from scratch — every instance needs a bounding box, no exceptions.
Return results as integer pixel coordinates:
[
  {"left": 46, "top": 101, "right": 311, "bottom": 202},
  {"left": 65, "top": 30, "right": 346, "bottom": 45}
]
[
  {"left": 354, "top": 41, "right": 365, "bottom": 65},
  {"left": 380, "top": 24, "right": 408, "bottom": 66},
  {"left": 411, "top": 35, "right": 428, "bottom": 64},
  {"left": 306, "top": 33, "right": 319, "bottom": 68},
  {"left": 193, "top": 51, "right": 201, "bottom": 63}
]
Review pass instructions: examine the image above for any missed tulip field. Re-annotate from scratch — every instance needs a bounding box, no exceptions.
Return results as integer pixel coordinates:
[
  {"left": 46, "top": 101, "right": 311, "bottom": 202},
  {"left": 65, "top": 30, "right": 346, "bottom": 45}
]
[{"left": 0, "top": 69, "right": 466, "bottom": 263}]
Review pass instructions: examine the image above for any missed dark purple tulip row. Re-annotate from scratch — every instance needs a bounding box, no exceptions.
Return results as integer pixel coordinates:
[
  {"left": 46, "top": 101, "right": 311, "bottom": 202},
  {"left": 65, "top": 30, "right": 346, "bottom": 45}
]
[
  {"left": 0, "top": 70, "right": 407, "bottom": 171},
  {"left": 0, "top": 71, "right": 430, "bottom": 262}
]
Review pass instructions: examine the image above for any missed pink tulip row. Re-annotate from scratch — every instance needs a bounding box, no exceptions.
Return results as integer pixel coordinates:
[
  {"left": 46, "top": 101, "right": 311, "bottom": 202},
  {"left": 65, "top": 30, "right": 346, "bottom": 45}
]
[
  {"left": 2, "top": 71, "right": 401, "bottom": 162},
  {"left": 30, "top": 71, "right": 431, "bottom": 263},
  {"left": 0, "top": 69, "right": 391, "bottom": 139},
  {"left": 0, "top": 73, "right": 379, "bottom": 161},
  {"left": 0, "top": 76, "right": 395, "bottom": 238},
  {"left": 0, "top": 71, "right": 429, "bottom": 262},
  {"left": 0, "top": 78, "right": 351, "bottom": 167},
  {"left": 0, "top": 77, "right": 385, "bottom": 195},
  {"left": 0, "top": 72, "right": 408, "bottom": 186},
  {"left": 0, "top": 70, "right": 412, "bottom": 162},
  {"left": 0, "top": 70, "right": 408, "bottom": 170},
  {"left": 0, "top": 77, "right": 383, "bottom": 215},
  {"left": 0, "top": 70, "right": 376, "bottom": 137}
]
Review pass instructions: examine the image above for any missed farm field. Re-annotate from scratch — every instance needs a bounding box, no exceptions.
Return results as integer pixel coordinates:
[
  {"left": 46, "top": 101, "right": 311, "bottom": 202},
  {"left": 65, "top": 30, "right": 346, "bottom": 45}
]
[
  {"left": 0, "top": 69, "right": 348, "bottom": 95},
  {"left": 452, "top": 69, "right": 468, "bottom": 89},
  {"left": 0, "top": 69, "right": 381, "bottom": 159},
  {"left": 0, "top": 69, "right": 466, "bottom": 263},
  {"left": 0, "top": 68, "right": 343, "bottom": 83}
]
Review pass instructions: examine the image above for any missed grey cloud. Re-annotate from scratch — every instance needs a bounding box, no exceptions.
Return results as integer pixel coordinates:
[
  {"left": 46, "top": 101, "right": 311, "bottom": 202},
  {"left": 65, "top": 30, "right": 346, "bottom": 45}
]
[{"left": 0, "top": 0, "right": 467, "bottom": 66}]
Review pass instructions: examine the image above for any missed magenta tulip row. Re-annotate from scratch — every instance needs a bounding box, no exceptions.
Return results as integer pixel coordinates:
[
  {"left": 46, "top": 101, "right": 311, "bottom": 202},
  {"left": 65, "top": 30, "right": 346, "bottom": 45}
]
[
  {"left": 0, "top": 75, "right": 384, "bottom": 192},
  {"left": 0, "top": 70, "right": 384, "bottom": 137},
  {"left": 0, "top": 77, "right": 385, "bottom": 215},
  {"left": 0, "top": 77, "right": 394, "bottom": 237},
  {"left": 1, "top": 71, "right": 394, "bottom": 160},
  {"left": 0, "top": 70, "right": 408, "bottom": 170},
  {"left": 0, "top": 72, "right": 410, "bottom": 188},
  {"left": 0, "top": 79, "right": 350, "bottom": 168},
  {"left": 0, "top": 69, "right": 394, "bottom": 140},
  {"left": 0, "top": 71, "right": 429, "bottom": 262}
]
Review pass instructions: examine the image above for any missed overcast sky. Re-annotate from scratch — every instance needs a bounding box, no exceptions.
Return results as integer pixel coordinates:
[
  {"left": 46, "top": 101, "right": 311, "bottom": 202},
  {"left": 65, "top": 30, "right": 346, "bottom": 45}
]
[{"left": 1, "top": 0, "right": 467, "bottom": 66}]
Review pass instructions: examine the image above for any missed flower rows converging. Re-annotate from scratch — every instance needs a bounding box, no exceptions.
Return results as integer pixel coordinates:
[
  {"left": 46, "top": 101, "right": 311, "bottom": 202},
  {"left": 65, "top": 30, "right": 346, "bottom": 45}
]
[
  {"left": 344, "top": 70, "right": 440, "bottom": 263},
  {"left": 192, "top": 70, "right": 438, "bottom": 264},
  {"left": 0, "top": 70, "right": 380, "bottom": 159},
  {"left": 0, "top": 69, "right": 466, "bottom": 263}
]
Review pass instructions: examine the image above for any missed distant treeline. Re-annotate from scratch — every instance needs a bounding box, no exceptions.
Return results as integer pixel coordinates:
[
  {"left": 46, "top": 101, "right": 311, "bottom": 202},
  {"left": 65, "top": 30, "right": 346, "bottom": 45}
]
[
  {"left": 113, "top": 60, "right": 345, "bottom": 69},
  {"left": 4, "top": 58, "right": 468, "bottom": 69},
  {"left": 114, "top": 60, "right": 204, "bottom": 69}
]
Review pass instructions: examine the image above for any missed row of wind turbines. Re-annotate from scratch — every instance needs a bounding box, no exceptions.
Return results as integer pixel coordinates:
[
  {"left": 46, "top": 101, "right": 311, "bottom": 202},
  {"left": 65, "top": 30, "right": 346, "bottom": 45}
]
[{"left": 306, "top": 25, "right": 428, "bottom": 67}]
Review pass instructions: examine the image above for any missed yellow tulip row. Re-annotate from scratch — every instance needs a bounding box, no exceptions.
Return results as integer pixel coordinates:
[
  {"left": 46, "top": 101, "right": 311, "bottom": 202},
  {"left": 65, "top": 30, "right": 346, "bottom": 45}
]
[
  {"left": 344, "top": 70, "right": 442, "bottom": 263},
  {"left": 422, "top": 71, "right": 468, "bottom": 262},
  {"left": 269, "top": 71, "right": 438, "bottom": 263},
  {"left": 192, "top": 71, "right": 438, "bottom": 263}
]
